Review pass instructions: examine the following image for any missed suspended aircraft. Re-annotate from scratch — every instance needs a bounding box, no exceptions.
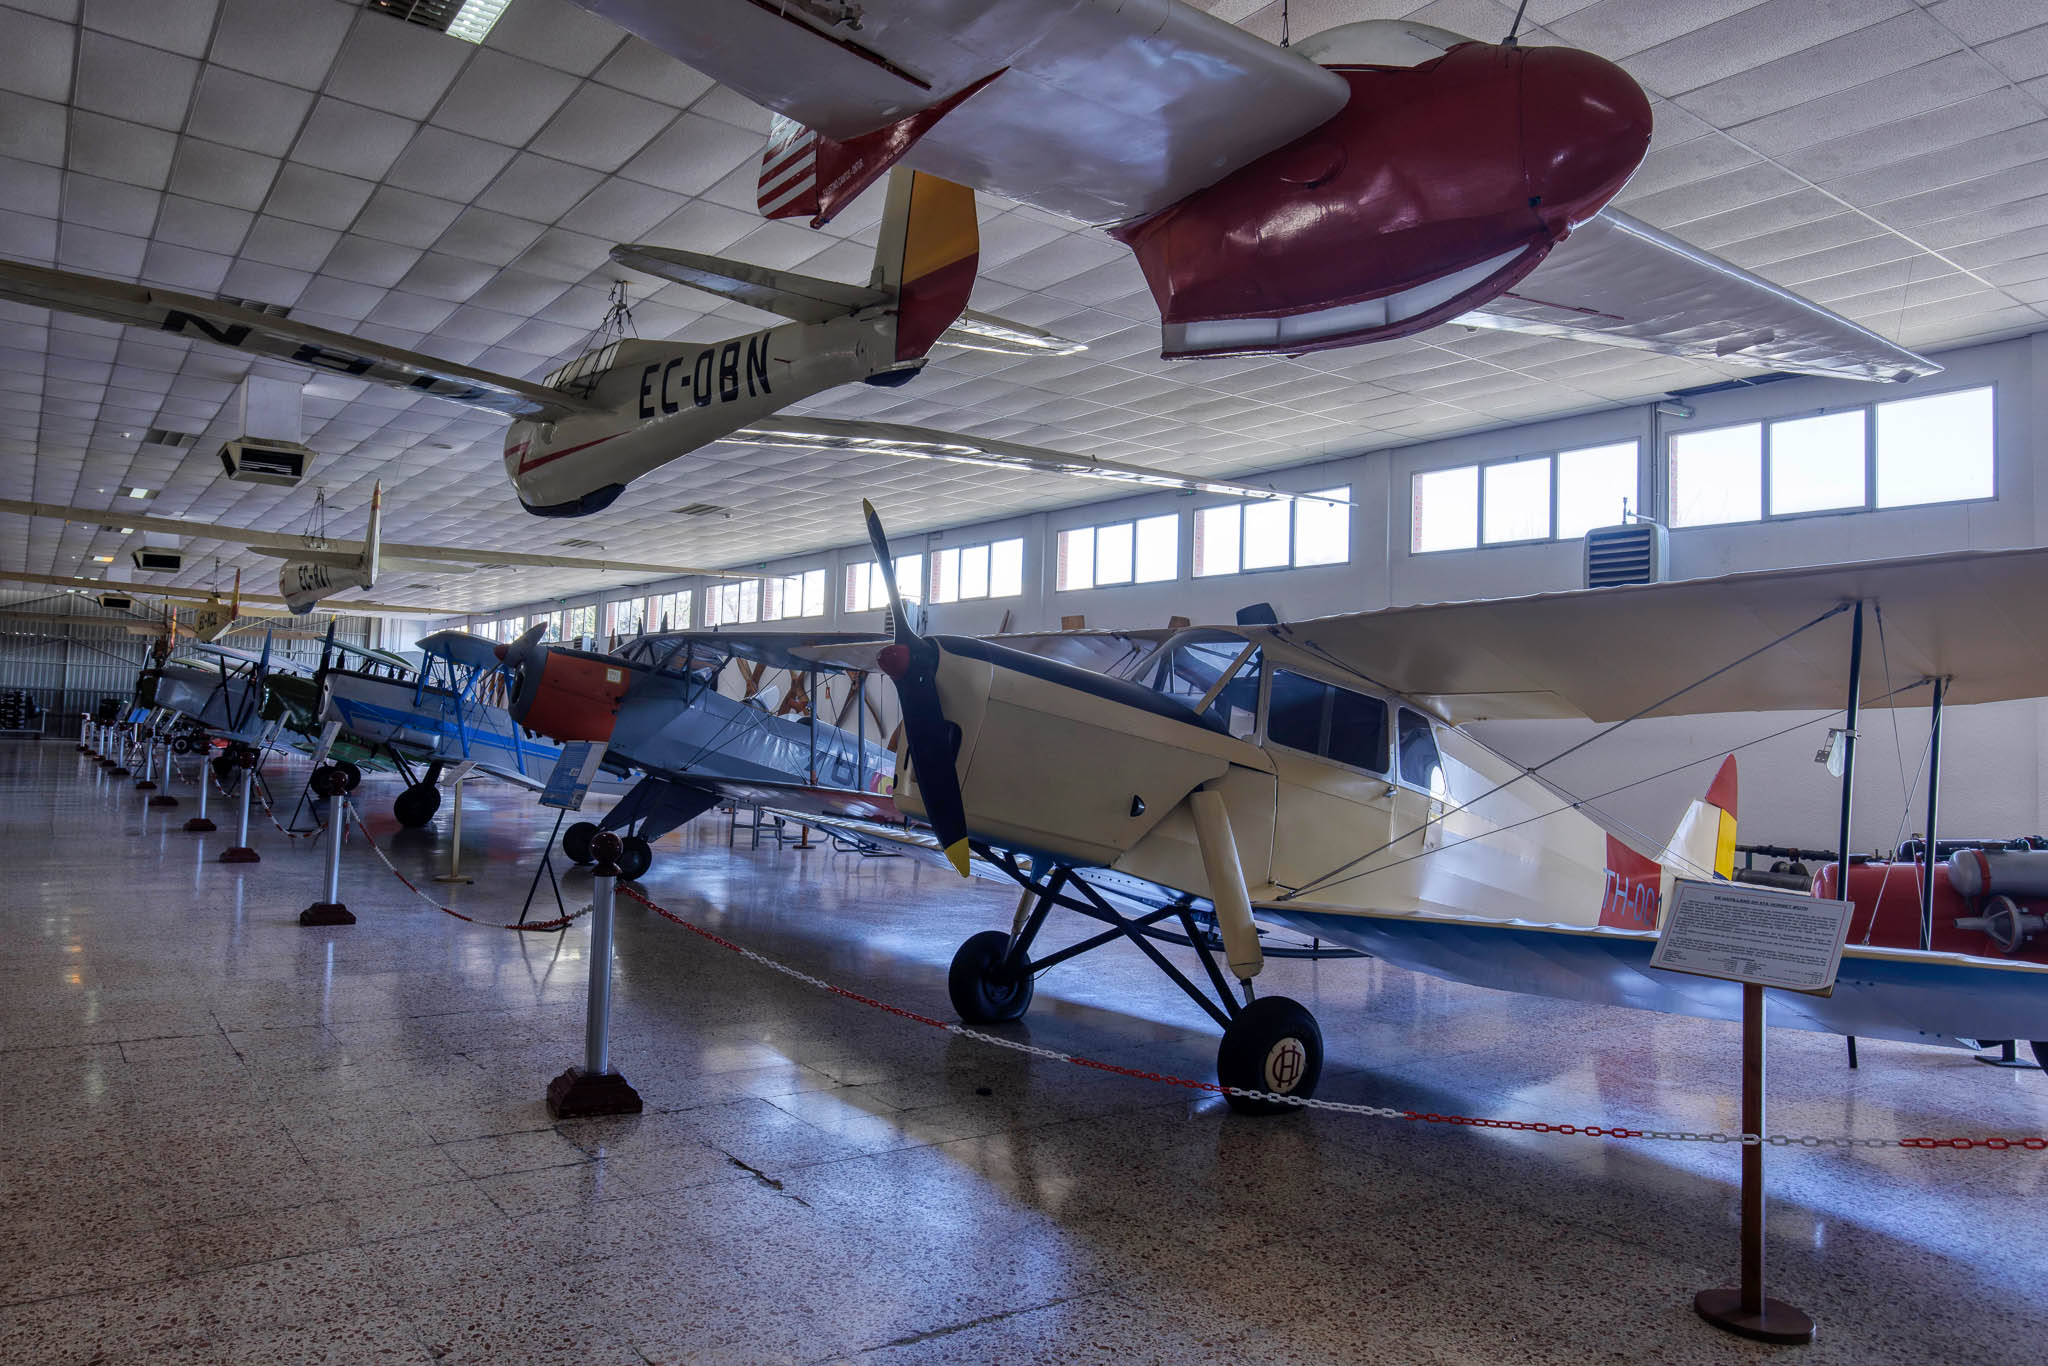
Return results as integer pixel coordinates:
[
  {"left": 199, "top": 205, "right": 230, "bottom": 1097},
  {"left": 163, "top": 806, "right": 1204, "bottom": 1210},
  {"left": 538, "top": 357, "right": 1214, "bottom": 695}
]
[
  {"left": 569, "top": 4, "right": 1939, "bottom": 381},
  {"left": 744, "top": 506, "right": 2048, "bottom": 1112},
  {"left": 0, "top": 170, "right": 1319, "bottom": 521},
  {"left": 0, "top": 486, "right": 750, "bottom": 618}
]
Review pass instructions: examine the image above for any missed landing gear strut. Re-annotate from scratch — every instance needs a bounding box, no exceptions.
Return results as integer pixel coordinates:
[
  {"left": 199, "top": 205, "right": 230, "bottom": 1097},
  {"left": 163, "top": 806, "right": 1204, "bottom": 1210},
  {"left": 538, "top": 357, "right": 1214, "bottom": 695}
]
[{"left": 962, "top": 852, "right": 1324, "bottom": 1114}]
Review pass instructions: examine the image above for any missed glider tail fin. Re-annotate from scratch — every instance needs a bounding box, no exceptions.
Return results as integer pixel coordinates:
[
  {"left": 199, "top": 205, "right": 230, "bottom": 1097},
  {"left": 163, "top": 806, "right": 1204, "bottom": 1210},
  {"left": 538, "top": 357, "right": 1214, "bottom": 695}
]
[
  {"left": 871, "top": 169, "right": 978, "bottom": 365},
  {"left": 1599, "top": 756, "right": 1738, "bottom": 930}
]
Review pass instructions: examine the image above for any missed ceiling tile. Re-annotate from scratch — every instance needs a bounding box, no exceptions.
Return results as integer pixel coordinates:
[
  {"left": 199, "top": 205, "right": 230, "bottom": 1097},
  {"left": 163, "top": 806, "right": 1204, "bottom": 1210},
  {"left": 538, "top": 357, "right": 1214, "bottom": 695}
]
[
  {"left": 290, "top": 96, "right": 419, "bottom": 181},
  {"left": 482, "top": 0, "right": 624, "bottom": 75},
  {"left": 384, "top": 125, "right": 517, "bottom": 201},
  {"left": 592, "top": 35, "right": 715, "bottom": 107},
  {"left": 185, "top": 66, "right": 317, "bottom": 158},
  {"left": 262, "top": 162, "right": 373, "bottom": 228},
  {"left": 474, "top": 151, "right": 605, "bottom": 223},
  {"left": 0, "top": 7, "right": 74, "bottom": 102},
  {"left": 66, "top": 111, "right": 176, "bottom": 190},
  {"left": 167, "top": 138, "right": 281, "bottom": 212},
  {"left": 323, "top": 13, "right": 473, "bottom": 120},
  {"left": 0, "top": 90, "right": 66, "bottom": 166},
  {"left": 73, "top": 30, "right": 198, "bottom": 129},
  {"left": 431, "top": 48, "right": 580, "bottom": 147},
  {"left": 351, "top": 184, "right": 464, "bottom": 249},
  {"left": 527, "top": 83, "right": 676, "bottom": 174},
  {"left": 86, "top": 0, "right": 219, "bottom": 57}
]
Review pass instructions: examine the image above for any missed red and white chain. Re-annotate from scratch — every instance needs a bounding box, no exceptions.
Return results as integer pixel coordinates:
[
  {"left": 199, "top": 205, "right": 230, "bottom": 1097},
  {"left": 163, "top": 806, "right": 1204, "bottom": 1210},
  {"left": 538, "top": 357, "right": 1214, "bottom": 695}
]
[{"left": 340, "top": 798, "right": 590, "bottom": 933}]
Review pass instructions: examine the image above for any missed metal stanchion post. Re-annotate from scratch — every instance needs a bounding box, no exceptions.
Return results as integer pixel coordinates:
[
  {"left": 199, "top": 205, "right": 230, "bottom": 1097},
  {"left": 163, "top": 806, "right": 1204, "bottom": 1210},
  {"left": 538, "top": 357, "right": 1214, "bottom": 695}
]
[
  {"left": 148, "top": 740, "right": 180, "bottom": 808},
  {"left": 77, "top": 714, "right": 91, "bottom": 753},
  {"left": 434, "top": 775, "right": 473, "bottom": 884},
  {"left": 109, "top": 725, "right": 130, "bottom": 776},
  {"left": 546, "top": 832, "right": 642, "bottom": 1118},
  {"left": 135, "top": 734, "right": 159, "bottom": 791},
  {"left": 300, "top": 764, "right": 355, "bottom": 926},
  {"left": 184, "top": 747, "right": 216, "bottom": 831},
  {"left": 220, "top": 746, "right": 261, "bottom": 863}
]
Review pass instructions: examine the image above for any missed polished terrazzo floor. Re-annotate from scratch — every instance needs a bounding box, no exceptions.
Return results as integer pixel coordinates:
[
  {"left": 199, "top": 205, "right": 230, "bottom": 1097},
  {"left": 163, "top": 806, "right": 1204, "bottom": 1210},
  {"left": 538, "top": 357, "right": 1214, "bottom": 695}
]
[{"left": 4, "top": 736, "right": 2045, "bottom": 1365}]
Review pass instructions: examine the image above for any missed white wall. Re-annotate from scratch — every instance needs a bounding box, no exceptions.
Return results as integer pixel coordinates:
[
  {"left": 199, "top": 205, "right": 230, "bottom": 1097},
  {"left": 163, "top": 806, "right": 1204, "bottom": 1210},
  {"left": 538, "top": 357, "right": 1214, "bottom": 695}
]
[{"left": 455, "top": 328, "right": 2048, "bottom": 852}]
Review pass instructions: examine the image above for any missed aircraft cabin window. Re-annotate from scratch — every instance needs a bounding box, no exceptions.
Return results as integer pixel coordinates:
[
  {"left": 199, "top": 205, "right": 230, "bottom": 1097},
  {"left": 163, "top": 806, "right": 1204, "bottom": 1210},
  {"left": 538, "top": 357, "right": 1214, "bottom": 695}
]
[
  {"left": 1151, "top": 639, "right": 1259, "bottom": 736},
  {"left": 1266, "top": 670, "right": 1389, "bottom": 773},
  {"left": 1398, "top": 708, "right": 1445, "bottom": 794}
]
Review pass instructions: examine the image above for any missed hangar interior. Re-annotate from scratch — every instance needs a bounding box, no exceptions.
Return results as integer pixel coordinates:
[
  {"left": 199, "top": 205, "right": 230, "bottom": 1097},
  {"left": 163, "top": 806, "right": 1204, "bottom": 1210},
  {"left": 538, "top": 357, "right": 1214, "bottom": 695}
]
[{"left": 6, "top": 1, "right": 2048, "bottom": 1363}]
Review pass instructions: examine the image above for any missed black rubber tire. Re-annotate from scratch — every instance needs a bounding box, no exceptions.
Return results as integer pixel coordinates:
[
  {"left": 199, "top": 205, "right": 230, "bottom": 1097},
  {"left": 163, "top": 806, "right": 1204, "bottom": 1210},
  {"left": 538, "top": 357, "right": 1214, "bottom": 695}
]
[
  {"left": 947, "top": 929, "right": 1034, "bottom": 1023},
  {"left": 616, "top": 835, "right": 652, "bottom": 882},
  {"left": 393, "top": 784, "right": 440, "bottom": 829},
  {"left": 563, "top": 820, "right": 598, "bottom": 864},
  {"left": 1217, "top": 995, "right": 1324, "bottom": 1116},
  {"left": 170, "top": 735, "right": 194, "bottom": 755},
  {"left": 2031, "top": 1041, "right": 2048, "bottom": 1071},
  {"left": 333, "top": 760, "right": 363, "bottom": 793}
]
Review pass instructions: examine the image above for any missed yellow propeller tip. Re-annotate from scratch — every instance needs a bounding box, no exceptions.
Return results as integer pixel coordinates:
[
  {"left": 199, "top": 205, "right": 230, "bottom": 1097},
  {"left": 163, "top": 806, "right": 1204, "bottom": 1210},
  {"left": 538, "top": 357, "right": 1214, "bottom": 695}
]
[
  {"left": 944, "top": 838, "right": 971, "bottom": 877},
  {"left": 861, "top": 498, "right": 878, "bottom": 517}
]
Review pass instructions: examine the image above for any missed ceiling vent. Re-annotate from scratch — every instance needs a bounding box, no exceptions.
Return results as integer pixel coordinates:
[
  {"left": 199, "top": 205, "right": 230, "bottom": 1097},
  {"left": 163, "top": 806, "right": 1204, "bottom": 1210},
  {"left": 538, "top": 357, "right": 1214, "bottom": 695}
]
[
  {"left": 675, "top": 503, "right": 725, "bottom": 517},
  {"left": 1583, "top": 523, "right": 1668, "bottom": 589},
  {"left": 215, "top": 294, "right": 292, "bottom": 319},
  {"left": 560, "top": 537, "right": 602, "bottom": 549},
  {"left": 143, "top": 427, "right": 196, "bottom": 449},
  {"left": 220, "top": 437, "right": 313, "bottom": 487},
  {"left": 364, "top": 0, "right": 513, "bottom": 43},
  {"left": 132, "top": 547, "right": 184, "bottom": 573}
]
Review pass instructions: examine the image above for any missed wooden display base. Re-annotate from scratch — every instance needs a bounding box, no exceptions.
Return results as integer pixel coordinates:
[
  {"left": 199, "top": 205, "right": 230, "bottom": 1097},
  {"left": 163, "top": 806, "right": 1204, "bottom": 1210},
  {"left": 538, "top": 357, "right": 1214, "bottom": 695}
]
[
  {"left": 183, "top": 817, "right": 218, "bottom": 832},
  {"left": 299, "top": 902, "right": 355, "bottom": 926},
  {"left": 546, "top": 1066, "right": 642, "bottom": 1119},
  {"left": 219, "top": 847, "right": 260, "bottom": 863},
  {"left": 1694, "top": 1288, "right": 1816, "bottom": 1345}
]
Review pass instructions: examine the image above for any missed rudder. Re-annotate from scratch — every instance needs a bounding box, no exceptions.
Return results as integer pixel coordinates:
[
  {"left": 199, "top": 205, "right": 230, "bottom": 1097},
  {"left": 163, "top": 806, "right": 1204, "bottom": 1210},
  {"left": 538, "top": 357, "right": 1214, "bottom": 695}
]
[
  {"left": 1599, "top": 755, "right": 1737, "bottom": 929},
  {"left": 872, "top": 170, "right": 978, "bottom": 365}
]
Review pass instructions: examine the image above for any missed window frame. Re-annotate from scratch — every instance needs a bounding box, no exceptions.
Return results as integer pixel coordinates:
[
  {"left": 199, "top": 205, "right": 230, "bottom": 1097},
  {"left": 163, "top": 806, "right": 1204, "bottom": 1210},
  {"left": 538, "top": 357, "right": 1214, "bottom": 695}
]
[
  {"left": 1411, "top": 446, "right": 1639, "bottom": 555},
  {"left": 1663, "top": 384, "right": 1998, "bottom": 529},
  {"left": 1255, "top": 660, "right": 1393, "bottom": 780},
  {"left": 1057, "top": 514, "right": 1179, "bottom": 591},
  {"left": 1195, "top": 486, "right": 1353, "bottom": 577}
]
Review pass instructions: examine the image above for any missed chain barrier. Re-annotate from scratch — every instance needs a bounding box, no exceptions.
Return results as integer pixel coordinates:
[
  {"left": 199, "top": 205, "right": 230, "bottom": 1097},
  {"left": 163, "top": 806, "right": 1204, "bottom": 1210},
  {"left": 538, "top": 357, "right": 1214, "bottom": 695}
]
[
  {"left": 206, "top": 763, "right": 326, "bottom": 842},
  {"left": 615, "top": 885, "right": 2047, "bottom": 1153},
  {"left": 339, "top": 798, "right": 590, "bottom": 933}
]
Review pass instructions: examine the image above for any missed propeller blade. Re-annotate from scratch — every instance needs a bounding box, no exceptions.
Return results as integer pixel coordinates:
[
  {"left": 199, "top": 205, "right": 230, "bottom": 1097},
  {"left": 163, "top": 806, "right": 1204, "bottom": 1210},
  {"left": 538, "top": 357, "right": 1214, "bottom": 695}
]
[
  {"left": 496, "top": 621, "right": 546, "bottom": 669},
  {"left": 861, "top": 498, "right": 912, "bottom": 645}
]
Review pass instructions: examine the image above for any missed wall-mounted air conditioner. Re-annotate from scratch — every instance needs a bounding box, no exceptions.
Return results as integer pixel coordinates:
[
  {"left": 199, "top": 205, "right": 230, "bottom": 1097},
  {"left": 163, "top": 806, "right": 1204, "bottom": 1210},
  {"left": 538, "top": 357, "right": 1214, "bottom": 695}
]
[
  {"left": 1583, "top": 522, "right": 1668, "bottom": 589},
  {"left": 132, "top": 547, "right": 184, "bottom": 573}
]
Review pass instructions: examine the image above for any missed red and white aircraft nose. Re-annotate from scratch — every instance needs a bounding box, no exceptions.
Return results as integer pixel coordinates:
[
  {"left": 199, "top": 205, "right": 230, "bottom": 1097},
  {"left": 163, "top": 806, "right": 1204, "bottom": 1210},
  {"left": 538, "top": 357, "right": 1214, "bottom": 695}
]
[{"left": 1515, "top": 45, "right": 1653, "bottom": 234}]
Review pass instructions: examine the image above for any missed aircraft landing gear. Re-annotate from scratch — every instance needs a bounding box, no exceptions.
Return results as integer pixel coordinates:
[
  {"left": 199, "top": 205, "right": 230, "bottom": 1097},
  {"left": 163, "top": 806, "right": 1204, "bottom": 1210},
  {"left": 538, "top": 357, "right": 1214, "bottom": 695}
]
[
  {"left": 970, "top": 852, "right": 1324, "bottom": 1114},
  {"left": 1216, "top": 997, "right": 1323, "bottom": 1115},
  {"left": 616, "top": 835, "right": 652, "bottom": 881},
  {"left": 393, "top": 783, "right": 440, "bottom": 829},
  {"left": 563, "top": 820, "right": 598, "bottom": 864},
  {"left": 948, "top": 929, "right": 1034, "bottom": 1023}
]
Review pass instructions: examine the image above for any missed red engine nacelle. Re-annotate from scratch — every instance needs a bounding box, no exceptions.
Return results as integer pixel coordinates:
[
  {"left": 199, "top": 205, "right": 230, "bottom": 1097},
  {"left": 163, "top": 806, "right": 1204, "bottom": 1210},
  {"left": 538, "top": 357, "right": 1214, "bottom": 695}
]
[
  {"left": 1814, "top": 860, "right": 2048, "bottom": 963},
  {"left": 1113, "top": 42, "right": 1651, "bottom": 359},
  {"left": 507, "top": 646, "right": 627, "bottom": 744}
]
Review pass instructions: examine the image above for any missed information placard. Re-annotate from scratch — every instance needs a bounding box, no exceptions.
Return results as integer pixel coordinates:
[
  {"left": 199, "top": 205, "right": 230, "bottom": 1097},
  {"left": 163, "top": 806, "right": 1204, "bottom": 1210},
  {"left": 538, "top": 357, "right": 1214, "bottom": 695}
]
[
  {"left": 540, "top": 741, "right": 608, "bottom": 812},
  {"left": 1650, "top": 878, "right": 1854, "bottom": 994}
]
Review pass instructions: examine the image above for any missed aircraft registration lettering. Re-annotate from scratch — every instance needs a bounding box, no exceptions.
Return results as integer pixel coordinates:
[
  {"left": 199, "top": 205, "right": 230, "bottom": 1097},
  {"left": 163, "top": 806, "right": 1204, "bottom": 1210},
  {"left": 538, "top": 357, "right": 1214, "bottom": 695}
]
[
  {"left": 638, "top": 335, "right": 775, "bottom": 420},
  {"left": 161, "top": 308, "right": 251, "bottom": 347}
]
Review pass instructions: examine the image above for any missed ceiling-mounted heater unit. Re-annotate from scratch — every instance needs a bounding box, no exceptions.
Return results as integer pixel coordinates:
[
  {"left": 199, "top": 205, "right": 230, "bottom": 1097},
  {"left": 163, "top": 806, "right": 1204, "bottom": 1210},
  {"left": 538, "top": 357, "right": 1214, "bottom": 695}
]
[
  {"left": 220, "top": 437, "right": 313, "bottom": 486},
  {"left": 98, "top": 593, "right": 134, "bottom": 610},
  {"left": 132, "top": 547, "right": 184, "bottom": 573},
  {"left": 1583, "top": 522, "right": 1667, "bottom": 589}
]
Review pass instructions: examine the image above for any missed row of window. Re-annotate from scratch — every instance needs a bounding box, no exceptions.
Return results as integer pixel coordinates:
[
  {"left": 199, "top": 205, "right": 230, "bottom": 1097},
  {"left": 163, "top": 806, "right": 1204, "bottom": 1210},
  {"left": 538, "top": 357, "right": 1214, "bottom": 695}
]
[
  {"left": 1410, "top": 385, "right": 1997, "bottom": 552},
  {"left": 1057, "top": 488, "right": 1352, "bottom": 590}
]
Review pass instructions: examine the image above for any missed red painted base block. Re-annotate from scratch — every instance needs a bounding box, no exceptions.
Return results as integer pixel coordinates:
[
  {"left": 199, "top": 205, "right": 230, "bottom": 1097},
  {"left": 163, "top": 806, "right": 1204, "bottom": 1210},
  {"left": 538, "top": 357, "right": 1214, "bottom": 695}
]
[
  {"left": 147, "top": 795, "right": 179, "bottom": 808},
  {"left": 219, "top": 847, "right": 260, "bottom": 864},
  {"left": 300, "top": 903, "right": 355, "bottom": 926},
  {"left": 183, "top": 817, "right": 218, "bottom": 832},
  {"left": 1695, "top": 1288, "right": 1816, "bottom": 1345},
  {"left": 546, "top": 1066, "right": 643, "bottom": 1119}
]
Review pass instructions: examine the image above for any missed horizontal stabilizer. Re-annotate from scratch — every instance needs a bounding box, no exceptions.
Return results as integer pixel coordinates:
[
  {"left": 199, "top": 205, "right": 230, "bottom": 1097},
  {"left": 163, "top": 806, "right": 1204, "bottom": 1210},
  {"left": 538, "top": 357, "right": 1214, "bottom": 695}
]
[{"left": 611, "top": 243, "right": 886, "bottom": 324}]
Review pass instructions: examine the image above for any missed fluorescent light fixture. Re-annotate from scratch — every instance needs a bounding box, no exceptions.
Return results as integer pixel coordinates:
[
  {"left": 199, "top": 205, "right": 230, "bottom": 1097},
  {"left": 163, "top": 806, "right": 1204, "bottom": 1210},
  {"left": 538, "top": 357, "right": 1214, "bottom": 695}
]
[
  {"left": 119, "top": 527, "right": 133, "bottom": 534},
  {"left": 92, "top": 555, "right": 113, "bottom": 563},
  {"left": 366, "top": 0, "right": 512, "bottom": 44},
  {"left": 126, "top": 487, "right": 155, "bottom": 499}
]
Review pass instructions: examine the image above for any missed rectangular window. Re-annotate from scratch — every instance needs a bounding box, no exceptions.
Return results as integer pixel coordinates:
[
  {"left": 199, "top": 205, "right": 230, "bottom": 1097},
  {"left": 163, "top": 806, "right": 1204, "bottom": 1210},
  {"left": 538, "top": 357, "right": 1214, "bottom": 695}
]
[
  {"left": 1060, "top": 517, "right": 1176, "bottom": 590},
  {"left": 1242, "top": 499, "right": 1290, "bottom": 570},
  {"left": 1265, "top": 668, "right": 1388, "bottom": 774},
  {"left": 1669, "top": 423, "right": 1763, "bottom": 528},
  {"left": 929, "top": 538, "right": 1020, "bottom": 603},
  {"left": 644, "top": 591, "right": 689, "bottom": 632},
  {"left": 1482, "top": 456, "right": 1551, "bottom": 544},
  {"left": 802, "top": 567, "right": 826, "bottom": 617},
  {"left": 759, "top": 572, "right": 823, "bottom": 622},
  {"left": 1556, "top": 442, "right": 1637, "bottom": 539},
  {"left": 1194, "top": 504, "right": 1241, "bottom": 577},
  {"left": 844, "top": 557, "right": 922, "bottom": 612},
  {"left": 1769, "top": 411, "right": 1865, "bottom": 516},
  {"left": 1877, "top": 385, "right": 1994, "bottom": 508},
  {"left": 1295, "top": 489, "right": 1350, "bottom": 566},
  {"left": 1197, "top": 490, "right": 1348, "bottom": 575},
  {"left": 958, "top": 544, "right": 989, "bottom": 600},
  {"left": 566, "top": 605, "right": 597, "bottom": 642},
  {"left": 1411, "top": 465, "right": 1478, "bottom": 553}
]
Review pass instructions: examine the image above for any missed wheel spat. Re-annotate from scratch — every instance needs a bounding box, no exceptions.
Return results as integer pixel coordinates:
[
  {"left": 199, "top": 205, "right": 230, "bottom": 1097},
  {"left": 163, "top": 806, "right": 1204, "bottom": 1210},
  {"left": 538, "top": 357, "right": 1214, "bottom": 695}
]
[{"left": 863, "top": 499, "right": 971, "bottom": 877}]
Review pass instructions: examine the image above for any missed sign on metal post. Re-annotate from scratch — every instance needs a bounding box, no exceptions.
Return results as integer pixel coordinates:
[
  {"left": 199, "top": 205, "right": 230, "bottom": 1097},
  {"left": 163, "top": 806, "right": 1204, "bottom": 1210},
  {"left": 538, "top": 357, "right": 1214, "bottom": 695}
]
[
  {"left": 1651, "top": 878, "right": 1854, "bottom": 994},
  {"left": 541, "top": 741, "right": 609, "bottom": 812},
  {"left": 1655, "top": 877, "right": 1842, "bottom": 1345}
]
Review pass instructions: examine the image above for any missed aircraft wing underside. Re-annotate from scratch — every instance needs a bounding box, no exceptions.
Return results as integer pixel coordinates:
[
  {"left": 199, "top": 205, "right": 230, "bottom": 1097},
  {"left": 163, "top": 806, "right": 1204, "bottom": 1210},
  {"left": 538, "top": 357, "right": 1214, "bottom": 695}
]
[
  {"left": 570, "top": 0, "right": 1349, "bottom": 224},
  {"left": 1460, "top": 210, "right": 1942, "bottom": 384},
  {"left": 1260, "top": 543, "right": 2048, "bottom": 724}
]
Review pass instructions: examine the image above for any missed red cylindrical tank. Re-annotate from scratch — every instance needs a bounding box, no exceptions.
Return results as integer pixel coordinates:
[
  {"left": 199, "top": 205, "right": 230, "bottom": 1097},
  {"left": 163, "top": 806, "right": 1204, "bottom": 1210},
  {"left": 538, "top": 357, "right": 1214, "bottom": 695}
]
[{"left": 1812, "top": 860, "right": 2048, "bottom": 961}]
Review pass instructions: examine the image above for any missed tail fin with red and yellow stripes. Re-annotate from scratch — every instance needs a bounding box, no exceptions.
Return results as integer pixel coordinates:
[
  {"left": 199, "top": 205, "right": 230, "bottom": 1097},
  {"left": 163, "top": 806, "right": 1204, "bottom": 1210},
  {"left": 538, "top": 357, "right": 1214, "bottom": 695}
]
[
  {"left": 1600, "top": 756, "right": 1738, "bottom": 929},
  {"left": 871, "top": 169, "right": 978, "bottom": 364}
]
